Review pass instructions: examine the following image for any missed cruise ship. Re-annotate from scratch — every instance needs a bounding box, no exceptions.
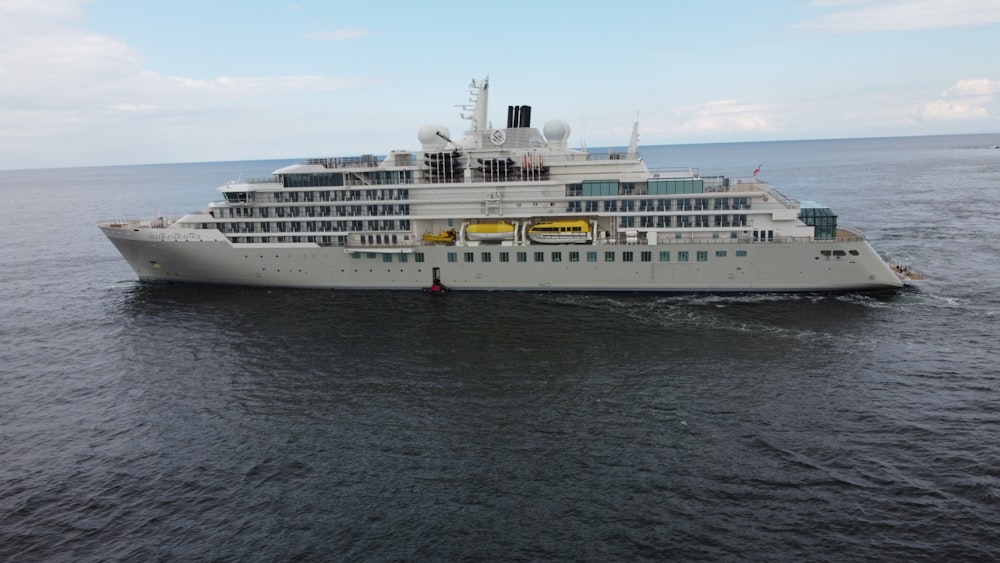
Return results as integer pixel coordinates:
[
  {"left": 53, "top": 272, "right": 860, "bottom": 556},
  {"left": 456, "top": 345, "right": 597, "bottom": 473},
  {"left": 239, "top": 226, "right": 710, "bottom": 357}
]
[{"left": 99, "top": 78, "right": 918, "bottom": 292}]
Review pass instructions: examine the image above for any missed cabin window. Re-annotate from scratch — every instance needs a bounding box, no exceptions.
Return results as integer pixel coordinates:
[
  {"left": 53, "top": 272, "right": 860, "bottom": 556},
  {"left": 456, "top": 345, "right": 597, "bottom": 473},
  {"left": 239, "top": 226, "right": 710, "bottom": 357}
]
[
  {"left": 551, "top": 252, "right": 562, "bottom": 262},
  {"left": 500, "top": 252, "right": 509, "bottom": 263},
  {"left": 678, "top": 251, "right": 689, "bottom": 262},
  {"left": 383, "top": 255, "right": 392, "bottom": 263},
  {"left": 587, "top": 251, "right": 597, "bottom": 263},
  {"left": 517, "top": 252, "right": 527, "bottom": 263},
  {"left": 570, "top": 252, "right": 580, "bottom": 263},
  {"left": 736, "top": 250, "right": 747, "bottom": 257},
  {"left": 534, "top": 252, "right": 544, "bottom": 262},
  {"left": 481, "top": 252, "right": 492, "bottom": 263},
  {"left": 447, "top": 252, "right": 457, "bottom": 263},
  {"left": 641, "top": 251, "right": 652, "bottom": 262},
  {"left": 464, "top": 252, "right": 474, "bottom": 263},
  {"left": 604, "top": 251, "right": 615, "bottom": 262},
  {"left": 399, "top": 254, "right": 408, "bottom": 263},
  {"left": 415, "top": 253, "right": 425, "bottom": 263},
  {"left": 716, "top": 250, "right": 727, "bottom": 257},
  {"left": 697, "top": 251, "right": 708, "bottom": 262},
  {"left": 622, "top": 251, "right": 634, "bottom": 262}
]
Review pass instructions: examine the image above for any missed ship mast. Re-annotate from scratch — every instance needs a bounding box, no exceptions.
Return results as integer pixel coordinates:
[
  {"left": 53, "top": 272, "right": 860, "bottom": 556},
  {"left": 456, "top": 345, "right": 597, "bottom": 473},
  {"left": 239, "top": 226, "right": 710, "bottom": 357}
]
[
  {"left": 626, "top": 115, "right": 639, "bottom": 159},
  {"left": 457, "top": 77, "right": 488, "bottom": 149}
]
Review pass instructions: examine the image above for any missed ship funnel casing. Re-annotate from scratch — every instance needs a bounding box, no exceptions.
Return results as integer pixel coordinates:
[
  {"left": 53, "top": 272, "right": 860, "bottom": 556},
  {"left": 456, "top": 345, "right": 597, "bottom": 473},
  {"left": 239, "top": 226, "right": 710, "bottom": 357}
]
[{"left": 506, "top": 105, "right": 532, "bottom": 128}]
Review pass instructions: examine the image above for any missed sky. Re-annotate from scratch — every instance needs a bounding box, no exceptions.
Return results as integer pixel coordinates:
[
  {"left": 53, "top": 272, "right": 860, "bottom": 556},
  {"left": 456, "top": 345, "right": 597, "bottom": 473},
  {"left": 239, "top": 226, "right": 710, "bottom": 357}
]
[{"left": 1, "top": 0, "right": 999, "bottom": 169}]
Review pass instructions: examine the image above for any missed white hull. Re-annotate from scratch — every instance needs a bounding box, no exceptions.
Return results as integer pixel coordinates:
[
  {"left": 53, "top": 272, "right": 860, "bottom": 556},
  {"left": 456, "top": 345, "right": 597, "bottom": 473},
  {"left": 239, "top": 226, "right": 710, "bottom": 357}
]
[{"left": 100, "top": 224, "right": 903, "bottom": 291}]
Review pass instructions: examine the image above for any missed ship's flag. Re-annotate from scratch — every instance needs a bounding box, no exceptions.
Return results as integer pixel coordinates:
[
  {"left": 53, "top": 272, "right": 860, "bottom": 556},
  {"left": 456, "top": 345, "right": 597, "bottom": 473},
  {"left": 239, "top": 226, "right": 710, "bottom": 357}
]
[{"left": 753, "top": 164, "right": 761, "bottom": 177}]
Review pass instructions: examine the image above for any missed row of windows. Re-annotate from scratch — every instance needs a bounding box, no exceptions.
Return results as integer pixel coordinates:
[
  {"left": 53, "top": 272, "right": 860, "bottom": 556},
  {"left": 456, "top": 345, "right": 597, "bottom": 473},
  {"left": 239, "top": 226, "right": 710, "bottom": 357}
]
[
  {"left": 620, "top": 215, "right": 748, "bottom": 228},
  {"left": 282, "top": 171, "right": 414, "bottom": 189},
  {"left": 231, "top": 235, "right": 347, "bottom": 245},
  {"left": 443, "top": 249, "right": 750, "bottom": 264},
  {"left": 270, "top": 187, "right": 412, "bottom": 202},
  {"left": 222, "top": 204, "right": 410, "bottom": 218},
  {"left": 566, "top": 197, "right": 750, "bottom": 212},
  {"left": 217, "top": 219, "right": 412, "bottom": 234}
]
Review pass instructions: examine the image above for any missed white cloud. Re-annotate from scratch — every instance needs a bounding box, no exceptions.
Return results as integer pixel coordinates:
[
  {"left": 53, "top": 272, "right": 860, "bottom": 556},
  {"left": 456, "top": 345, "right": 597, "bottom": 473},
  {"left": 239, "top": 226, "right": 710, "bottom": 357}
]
[
  {"left": 795, "top": 0, "right": 1000, "bottom": 33},
  {"left": 0, "top": 0, "right": 384, "bottom": 167},
  {"left": 674, "top": 100, "right": 773, "bottom": 134},
  {"left": 920, "top": 78, "right": 1000, "bottom": 121}
]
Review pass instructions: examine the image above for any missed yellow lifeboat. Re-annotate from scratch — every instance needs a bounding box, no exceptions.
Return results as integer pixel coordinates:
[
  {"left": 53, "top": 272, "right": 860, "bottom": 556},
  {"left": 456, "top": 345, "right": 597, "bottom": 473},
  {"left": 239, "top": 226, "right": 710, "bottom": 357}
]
[
  {"left": 527, "top": 219, "right": 592, "bottom": 244},
  {"left": 422, "top": 229, "right": 456, "bottom": 244},
  {"left": 466, "top": 222, "right": 515, "bottom": 241}
]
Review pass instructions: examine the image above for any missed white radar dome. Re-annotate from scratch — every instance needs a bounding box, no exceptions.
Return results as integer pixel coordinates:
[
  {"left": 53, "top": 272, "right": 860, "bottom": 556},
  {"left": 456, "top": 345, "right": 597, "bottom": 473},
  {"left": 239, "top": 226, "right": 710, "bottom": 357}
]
[
  {"left": 543, "top": 119, "right": 571, "bottom": 147},
  {"left": 418, "top": 124, "right": 450, "bottom": 148}
]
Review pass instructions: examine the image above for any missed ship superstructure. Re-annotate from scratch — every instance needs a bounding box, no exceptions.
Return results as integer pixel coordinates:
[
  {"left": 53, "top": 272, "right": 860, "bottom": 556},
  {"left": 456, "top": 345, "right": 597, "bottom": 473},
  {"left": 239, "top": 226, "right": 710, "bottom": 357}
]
[{"left": 99, "top": 78, "right": 915, "bottom": 291}]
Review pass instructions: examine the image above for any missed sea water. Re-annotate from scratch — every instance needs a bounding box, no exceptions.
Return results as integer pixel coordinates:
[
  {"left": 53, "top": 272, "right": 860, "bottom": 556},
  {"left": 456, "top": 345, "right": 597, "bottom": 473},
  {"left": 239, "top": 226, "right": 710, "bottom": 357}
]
[{"left": 1, "top": 134, "right": 999, "bottom": 560}]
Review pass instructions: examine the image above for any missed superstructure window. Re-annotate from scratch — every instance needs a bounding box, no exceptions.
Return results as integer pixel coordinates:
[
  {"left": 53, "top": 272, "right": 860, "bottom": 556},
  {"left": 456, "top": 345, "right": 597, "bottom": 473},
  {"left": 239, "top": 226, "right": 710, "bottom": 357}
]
[
  {"left": 604, "top": 251, "right": 615, "bottom": 262},
  {"left": 500, "top": 252, "right": 510, "bottom": 263},
  {"left": 587, "top": 251, "right": 597, "bottom": 262},
  {"left": 283, "top": 173, "right": 345, "bottom": 188},
  {"left": 641, "top": 251, "right": 651, "bottom": 262},
  {"left": 678, "top": 251, "right": 689, "bottom": 262},
  {"left": 448, "top": 252, "right": 457, "bottom": 263},
  {"left": 697, "top": 251, "right": 708, "bottom": 262},
  {"left": 569, "top": 251, "right": 580, "bottom": 262},
  {"left": 481, "top": 252, "right": 492, "bottom": 262},
  {"left": 534, "top": 252, "right": 544, "bottom": 262},
  {"left": 464, "top": 252, "right": 474, "bottom": 263},
  {"left": 517, "top": 252, "right": 527, "bottom": 263},
  {"left": 622, "top": 251, "right": 634, "bottom": 262},
  {"left": 551, "top": 252, "right": 562, "bottom": 262}
]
